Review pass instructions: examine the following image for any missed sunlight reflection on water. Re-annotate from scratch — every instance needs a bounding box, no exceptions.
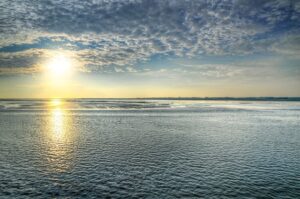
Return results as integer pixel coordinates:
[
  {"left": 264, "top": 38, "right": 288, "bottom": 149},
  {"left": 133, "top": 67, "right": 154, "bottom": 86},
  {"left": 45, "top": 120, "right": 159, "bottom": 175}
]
[
  {"left": 51, "top": 108, "right": 65, "bottom": 140},
  {"left": 43, "top": 102, "right": 75, "bottom": 173}
]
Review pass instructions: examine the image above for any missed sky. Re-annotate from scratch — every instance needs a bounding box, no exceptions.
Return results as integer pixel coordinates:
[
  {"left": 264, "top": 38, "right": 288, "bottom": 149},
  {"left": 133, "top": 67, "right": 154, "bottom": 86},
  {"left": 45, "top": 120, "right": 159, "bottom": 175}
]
[{"left": 0, "top": 0, "right": 299, "bottom": 98}]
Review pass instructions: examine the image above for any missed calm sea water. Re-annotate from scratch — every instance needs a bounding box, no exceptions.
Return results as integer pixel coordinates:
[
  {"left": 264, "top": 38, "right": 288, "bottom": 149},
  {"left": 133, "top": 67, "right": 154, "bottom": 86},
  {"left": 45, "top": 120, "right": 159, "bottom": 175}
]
[{"left": 0, "top": 99, "right": 299, "bottom": 198}]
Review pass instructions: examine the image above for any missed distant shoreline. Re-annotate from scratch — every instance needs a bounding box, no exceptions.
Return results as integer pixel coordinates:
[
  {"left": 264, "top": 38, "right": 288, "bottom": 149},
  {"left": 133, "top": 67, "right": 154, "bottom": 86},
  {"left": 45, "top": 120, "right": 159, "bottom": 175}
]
[
  {"left": 0, "top": 97, "right": 300, "bottom": 101},
  {"left": 138, "top": 97, "right": 300, "bottom": 101}
]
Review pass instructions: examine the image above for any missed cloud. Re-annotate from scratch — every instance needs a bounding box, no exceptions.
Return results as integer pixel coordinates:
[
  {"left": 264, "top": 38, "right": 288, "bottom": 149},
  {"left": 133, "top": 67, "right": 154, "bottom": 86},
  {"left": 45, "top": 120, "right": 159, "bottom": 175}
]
[
  {"left": 0, "top": 48, "right": 85, "bottom": 75},
  {"left": 0, "top": 50, "right": 43, "bottom": 74},
  {"left": 270, "top": 34, "right": 300, "bottom": 56},
  {"left": 0, "top": 0, "right": 299, "bottom": 74}
]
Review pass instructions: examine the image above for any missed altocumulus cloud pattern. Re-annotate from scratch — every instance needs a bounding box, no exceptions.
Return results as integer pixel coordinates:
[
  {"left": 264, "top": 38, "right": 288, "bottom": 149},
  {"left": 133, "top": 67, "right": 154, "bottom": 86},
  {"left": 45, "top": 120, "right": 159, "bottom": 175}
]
[{"left": 0, "top": 0, "right": 300, "bottom": 74}]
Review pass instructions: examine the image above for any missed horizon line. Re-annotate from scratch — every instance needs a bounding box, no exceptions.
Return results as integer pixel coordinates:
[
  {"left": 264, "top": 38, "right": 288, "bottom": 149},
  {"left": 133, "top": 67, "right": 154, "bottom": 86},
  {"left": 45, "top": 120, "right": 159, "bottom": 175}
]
[{"left": 0, "top": 97, "right": 300, "bottom": 101}]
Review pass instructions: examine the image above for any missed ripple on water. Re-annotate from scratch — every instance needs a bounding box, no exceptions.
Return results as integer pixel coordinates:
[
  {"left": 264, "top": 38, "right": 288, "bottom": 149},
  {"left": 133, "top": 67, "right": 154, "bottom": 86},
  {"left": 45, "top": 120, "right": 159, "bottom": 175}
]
[{"left": 0, "top": 101, "right": 300, "bottom": 198}]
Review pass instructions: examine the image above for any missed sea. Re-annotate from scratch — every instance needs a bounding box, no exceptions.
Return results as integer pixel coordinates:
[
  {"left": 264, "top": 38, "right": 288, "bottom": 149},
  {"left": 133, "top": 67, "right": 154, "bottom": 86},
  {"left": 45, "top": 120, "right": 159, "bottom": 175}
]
[{"left": 0, "top": 99, "right": 299, "bottom": 198}]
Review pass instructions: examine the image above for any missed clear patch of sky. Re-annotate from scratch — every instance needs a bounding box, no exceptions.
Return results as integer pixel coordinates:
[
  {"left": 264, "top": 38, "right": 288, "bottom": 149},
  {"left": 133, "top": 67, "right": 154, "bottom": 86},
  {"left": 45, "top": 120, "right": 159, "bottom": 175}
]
[{"left": 138, "top": 52, "right": 279, "bottom": 69}]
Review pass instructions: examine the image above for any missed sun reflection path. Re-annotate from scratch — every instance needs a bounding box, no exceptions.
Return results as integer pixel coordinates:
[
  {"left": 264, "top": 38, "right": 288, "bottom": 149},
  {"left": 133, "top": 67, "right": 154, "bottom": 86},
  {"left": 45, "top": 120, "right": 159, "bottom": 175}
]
[
  {"left": 43, "top": 99, "right": 75, "bottom": 173},
  {"left": 51, "top": 108, "right": 65, "bottom": 140}
]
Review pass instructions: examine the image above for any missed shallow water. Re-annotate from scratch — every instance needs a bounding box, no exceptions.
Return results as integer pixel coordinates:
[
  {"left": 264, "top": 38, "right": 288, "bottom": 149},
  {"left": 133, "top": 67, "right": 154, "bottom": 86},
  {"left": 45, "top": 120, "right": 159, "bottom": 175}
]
[{"left": 0, "top": 100, "right": 300, "bottom": 198}]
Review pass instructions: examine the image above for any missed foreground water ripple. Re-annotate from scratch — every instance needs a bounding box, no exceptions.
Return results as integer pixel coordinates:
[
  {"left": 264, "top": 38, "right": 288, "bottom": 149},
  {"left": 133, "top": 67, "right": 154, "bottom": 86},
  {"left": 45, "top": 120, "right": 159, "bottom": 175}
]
[{"left": 0, "top": 100, "right": 300, "bottom": 198}]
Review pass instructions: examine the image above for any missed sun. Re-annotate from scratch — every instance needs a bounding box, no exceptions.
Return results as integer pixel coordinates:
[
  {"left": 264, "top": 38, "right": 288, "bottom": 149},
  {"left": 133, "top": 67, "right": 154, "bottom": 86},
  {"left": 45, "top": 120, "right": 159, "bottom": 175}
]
[
  {"left": 42, "top": 51, "right": 79, "bottom": 97},
  {"left": 46, "top": 54, "right": 72, "bottom": 76}
]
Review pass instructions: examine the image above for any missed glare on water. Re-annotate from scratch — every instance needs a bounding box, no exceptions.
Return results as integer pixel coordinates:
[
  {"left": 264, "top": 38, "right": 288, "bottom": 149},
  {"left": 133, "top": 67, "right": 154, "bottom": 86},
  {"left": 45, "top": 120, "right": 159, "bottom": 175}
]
[
  {"left": 51, "top": 108, "right": 65, "bottom": 140},
  {"left": 42, "top": 99, "right": 75, "bottom": 173}
]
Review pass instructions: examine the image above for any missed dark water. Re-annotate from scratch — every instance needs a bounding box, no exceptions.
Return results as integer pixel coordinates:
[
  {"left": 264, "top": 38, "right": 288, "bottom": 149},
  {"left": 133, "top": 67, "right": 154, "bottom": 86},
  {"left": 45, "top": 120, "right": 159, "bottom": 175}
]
[{"left": 0, "top": 100, "right": 300, "bottom": 198}]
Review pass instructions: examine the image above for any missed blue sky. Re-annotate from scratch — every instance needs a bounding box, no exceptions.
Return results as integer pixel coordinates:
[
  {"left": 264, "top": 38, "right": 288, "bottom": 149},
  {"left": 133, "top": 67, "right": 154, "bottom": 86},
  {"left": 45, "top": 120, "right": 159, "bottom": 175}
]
[{"left": 0, "top": 0, "right": 299, "bottom": 97}]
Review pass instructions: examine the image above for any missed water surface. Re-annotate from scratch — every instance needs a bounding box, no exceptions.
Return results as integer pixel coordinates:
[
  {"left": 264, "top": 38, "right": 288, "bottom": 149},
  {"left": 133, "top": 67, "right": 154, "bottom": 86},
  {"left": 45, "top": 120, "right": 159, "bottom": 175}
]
[{"left": 0, "top": 99, "right": 299, "bottom": 198}]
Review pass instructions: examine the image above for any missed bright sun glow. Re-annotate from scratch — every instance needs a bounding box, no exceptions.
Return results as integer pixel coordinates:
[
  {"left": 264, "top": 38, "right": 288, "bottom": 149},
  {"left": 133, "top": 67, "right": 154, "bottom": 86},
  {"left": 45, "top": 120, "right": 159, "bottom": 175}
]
[
  {"left": 50, "top": 99, "right": 62, "bottom": 107},
  {"left": 46, "top": 54, "right": 72, "bottom": 76},
  {"left": 42, "top": 52, "right": 77, "bottom": 98}
]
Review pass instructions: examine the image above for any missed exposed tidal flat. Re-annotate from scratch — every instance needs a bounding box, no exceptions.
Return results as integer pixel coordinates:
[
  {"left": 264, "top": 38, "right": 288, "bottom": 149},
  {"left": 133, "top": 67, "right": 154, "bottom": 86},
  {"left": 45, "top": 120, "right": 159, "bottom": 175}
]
[{"left": 0, "top": 99, "right": 299, "bottom": 198}]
